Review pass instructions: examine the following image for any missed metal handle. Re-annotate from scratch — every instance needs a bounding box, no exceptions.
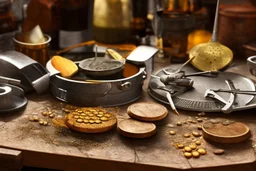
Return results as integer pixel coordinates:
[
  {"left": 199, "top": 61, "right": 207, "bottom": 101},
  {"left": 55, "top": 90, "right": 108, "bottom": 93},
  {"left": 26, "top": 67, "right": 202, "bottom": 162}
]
[{"left": 118, "top": 82, "right": 132, "bottom": 90}]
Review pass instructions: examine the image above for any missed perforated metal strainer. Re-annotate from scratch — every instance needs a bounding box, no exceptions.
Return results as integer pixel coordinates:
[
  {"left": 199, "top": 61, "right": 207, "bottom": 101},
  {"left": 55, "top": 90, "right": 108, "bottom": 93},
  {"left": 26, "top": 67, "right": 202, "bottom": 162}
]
[{"left": 189, "top": 0, "right": 233, "bottom": 71}]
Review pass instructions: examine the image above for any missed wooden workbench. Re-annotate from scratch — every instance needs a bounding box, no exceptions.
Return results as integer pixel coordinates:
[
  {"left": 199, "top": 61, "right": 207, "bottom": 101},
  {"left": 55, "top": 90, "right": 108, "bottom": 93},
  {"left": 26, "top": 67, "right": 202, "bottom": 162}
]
[{"left": 0, "top": 58, "right": 256, "bottom": 171}]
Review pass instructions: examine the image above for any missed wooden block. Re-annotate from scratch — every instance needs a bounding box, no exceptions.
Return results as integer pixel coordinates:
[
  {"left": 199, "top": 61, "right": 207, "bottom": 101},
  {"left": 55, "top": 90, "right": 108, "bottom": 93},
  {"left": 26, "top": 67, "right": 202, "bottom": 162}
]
[
  {"left": 202, "top": 120, "right": 251, "bottom": 143},
  {"left": 127, "top": 102, "right": 168, "bottom": 122},
  {"left": 0, "top": 147, "right": 23, "bottom": 171},
  {"left": 117, "top": 119, "right": 156, "bottom": 138}
]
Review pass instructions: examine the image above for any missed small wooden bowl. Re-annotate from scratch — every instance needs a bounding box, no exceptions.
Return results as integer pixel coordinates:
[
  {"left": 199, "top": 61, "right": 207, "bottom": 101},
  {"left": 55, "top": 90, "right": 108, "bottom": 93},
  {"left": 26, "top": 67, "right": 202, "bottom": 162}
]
[{"left": 202, "top": 120, "right": 251, "bottom": 143}]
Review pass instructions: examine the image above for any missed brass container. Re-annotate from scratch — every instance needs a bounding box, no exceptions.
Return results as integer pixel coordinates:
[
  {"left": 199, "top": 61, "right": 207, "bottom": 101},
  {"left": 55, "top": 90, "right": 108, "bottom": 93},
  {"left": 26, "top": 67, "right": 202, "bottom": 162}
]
[{"left": 13, "top": 34, "right": 51, "bottom": 66}]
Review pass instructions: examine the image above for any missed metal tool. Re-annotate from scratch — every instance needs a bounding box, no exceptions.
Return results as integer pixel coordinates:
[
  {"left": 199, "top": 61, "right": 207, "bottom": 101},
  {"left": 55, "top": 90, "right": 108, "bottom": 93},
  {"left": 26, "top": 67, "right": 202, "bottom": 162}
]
[
  {"left": 221, "top": 79, "right": 236, "bottom": 113},
  {"left": 205, "top": 79, "right": 237, "bottom": 113},
  {"left": 208, "top": 89, "right": 256, "bottom": 96},
  {"left": 150, "top": 80, "right": 179, "bottom": 115},
  {"left": 166, "top": 92, "right": 179, "bottom": 115},
  {"left": 188, "top": 0, "right": 233, "bottom": 71},
  {"left": 151, "top": 74, "right": 194, "bottom": 87},
  {"left": 205, "top": 89, "right": 228, "bottom": 105}
]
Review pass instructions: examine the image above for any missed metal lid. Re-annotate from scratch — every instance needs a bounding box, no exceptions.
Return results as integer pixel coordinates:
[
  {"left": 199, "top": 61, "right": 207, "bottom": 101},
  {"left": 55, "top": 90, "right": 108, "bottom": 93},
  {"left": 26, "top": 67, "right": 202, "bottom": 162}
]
[{"left": 0, "top": 83, "right": 27, "bottom": 113}]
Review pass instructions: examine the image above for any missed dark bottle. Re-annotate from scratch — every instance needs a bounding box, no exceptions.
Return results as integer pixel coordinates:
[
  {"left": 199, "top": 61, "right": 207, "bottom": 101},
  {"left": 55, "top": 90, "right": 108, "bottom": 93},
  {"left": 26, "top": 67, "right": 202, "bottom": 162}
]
[
  {"left": 59, "top": 0, "right": 92, "bottom": 52},
  {"left": 0, "top": 0, "right": 17, "bottom": 34}
]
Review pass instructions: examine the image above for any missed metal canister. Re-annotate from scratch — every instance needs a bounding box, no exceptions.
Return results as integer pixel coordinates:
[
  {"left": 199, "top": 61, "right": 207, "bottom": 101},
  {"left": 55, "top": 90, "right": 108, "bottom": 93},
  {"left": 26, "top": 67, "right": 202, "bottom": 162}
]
[{"left": 218, "top": 4, "right": 256, "bottom": 58}]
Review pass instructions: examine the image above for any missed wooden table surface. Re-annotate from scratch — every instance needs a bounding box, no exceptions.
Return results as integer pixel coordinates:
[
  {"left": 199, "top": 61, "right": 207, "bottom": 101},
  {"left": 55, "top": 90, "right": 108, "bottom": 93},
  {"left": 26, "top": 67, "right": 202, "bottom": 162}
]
[{"left": 1, "top": 57, "right": 256, "bottom": 171}]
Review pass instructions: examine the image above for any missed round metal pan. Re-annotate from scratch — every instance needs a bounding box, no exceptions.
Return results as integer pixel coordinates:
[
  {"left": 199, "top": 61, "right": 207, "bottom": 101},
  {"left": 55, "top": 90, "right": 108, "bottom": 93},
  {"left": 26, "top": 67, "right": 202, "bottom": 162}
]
[
  {"left": 78, "top": 57, "right": 125, "bottom": 78},
  {"left": 149, "top": 64, "right": 256, "bottom": 112}
]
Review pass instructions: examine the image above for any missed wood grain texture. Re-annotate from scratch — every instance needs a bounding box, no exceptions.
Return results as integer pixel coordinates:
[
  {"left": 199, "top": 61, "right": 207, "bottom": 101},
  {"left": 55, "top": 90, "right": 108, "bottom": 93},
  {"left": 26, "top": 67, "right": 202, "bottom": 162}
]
[
  {"left": 127, "top": 102, "right": 168, "bottom": 121},
  {"left": 117, "top": 118, "right": 156, "bottom": 138}
]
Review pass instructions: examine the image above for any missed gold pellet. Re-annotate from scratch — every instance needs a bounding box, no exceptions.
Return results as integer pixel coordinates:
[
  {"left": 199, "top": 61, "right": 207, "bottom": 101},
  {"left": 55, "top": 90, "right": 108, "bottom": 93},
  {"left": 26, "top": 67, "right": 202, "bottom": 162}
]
[
  {"left": 176, "top": 122, "right": 182, "bottom": 126},
  {"left": 74, "top": 115, "right": 79, "bottom": 119},
  {"left": 99, "top": 112, "right": 104, "bottom": 115},
  {"left": 84, "top": 116, "right": 90, "bottom": 120},
  {"left": 89, "top": 120, "right": 95, "bottom": 124},
  {"left": 97, "top": 114, "right": 103, "bottom": 117},
  {"left": 105, "top": 114, "right": 111, "bottom": 118},
  {"left": 192, "top": 151, "right": 200, "bottom": 158},
  {"left": 28, "top": 116, "right": 34, "bottom": 121},
  {"left": 197, "top": 125, "right": 202, "bottom": 130},
  {"left": 43, "top": 121, "right": 48, "bottom": 126},
  {"left": 192, "top": 131, "right": 200, "bottom": 137},
  {"left": 76, "top": 119, "right": 83, "bottom": 123},
  {"left": 177, "top": 144, "right": 184, "bottom": 149},
  {"left": 49, "top": 114, "right": 55, "bottom": 118},
  {"left": 79, "top": 116, "right": 85, "bottom": 119},
  {"left": 189, "top": 144, "right": 197, "bottom": 150},
  {"left": 101, "top": 117, "right": 108, "bottom": 121},
  {"left": 93, "top": 111, "right": 98, "bottom": 115},
  {"left": 77, "top": 110, "right": 83, "bottom": 113},
  {"left": 83, "top": 119, "right": 89, "bottom": 123},
  {"left": 197, "top": 118, "right": 203, "bottom": 122},
  {"left": 184, "top": 152, "right": 192, "bottom": 158},
  {"left": 184, "top": 146, "right": 192, "bottom": 152},
  {"left": 39, "top": 120, "right": 44, "bottom": 125},
  {"left": 183, "top": 133, "right": 190, "bottom": 138},
  {"left": 63, "top": 109, "right": 71, "bottom": 113},
  {"left": 213, "top": 149, "right": 225, "bottom": 155},
  {"left": 88, "top": 114, "right": 94, "bottom": 117},
  {"left": 33, "top": 116, "right": 39, "bottom": 121},
  {"left": 169, "top": 131, "right": 176, "bottom": 135},
  {"left": 195, "top": 141, "right": 201, "bottom": 145},
  {"left": 197, "top": 148, "right": 207, "bottom": 155},
  {"left": 81, "top": 113, "right": 86, "bottom": 116},
  {"left": 95, "top": 120, "right": 102, "bottom": 124},
  {"left": 42, "top": 111, "right": 48, "bottom": 116}
]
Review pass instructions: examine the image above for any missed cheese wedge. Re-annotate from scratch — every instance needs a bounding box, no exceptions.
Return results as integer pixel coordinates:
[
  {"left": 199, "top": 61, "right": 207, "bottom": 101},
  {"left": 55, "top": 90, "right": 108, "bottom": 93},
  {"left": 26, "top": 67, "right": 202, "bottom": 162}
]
[{"left": 51, "top": 55, "right": 78, "bottom": 77}]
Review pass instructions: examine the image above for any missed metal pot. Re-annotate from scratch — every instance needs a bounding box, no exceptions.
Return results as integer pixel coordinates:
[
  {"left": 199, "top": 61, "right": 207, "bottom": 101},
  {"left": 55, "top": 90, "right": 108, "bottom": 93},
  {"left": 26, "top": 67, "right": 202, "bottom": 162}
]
[{"left": 46, "top": 45, "right": 158, "bottom": 107}]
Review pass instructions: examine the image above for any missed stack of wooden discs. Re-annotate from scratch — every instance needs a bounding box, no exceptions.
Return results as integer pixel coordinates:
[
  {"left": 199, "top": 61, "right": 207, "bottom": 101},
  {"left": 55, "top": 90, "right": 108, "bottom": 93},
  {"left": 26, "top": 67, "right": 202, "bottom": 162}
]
[{"left": 117, "top": 102, "right": 168, "bottom": 138}]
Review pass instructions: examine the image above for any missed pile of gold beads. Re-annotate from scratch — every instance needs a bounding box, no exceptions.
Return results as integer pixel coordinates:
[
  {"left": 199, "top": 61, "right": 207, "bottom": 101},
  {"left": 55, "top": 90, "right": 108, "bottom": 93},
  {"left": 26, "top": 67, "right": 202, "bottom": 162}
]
[
  {"left": 169, "top": 112, "right": 208, "bottom": 158},
  {"left": 28, "top": 105, "right": 58, "bottom": 126},
  {"left": 69, "top": 108, "right": 112, "bottom": 124}
]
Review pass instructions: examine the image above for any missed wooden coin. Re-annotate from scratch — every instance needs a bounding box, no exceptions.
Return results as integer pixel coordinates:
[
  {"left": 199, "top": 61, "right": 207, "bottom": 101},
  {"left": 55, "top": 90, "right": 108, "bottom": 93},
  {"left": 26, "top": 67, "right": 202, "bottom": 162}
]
[
  {"left": 202, "top": 120, "right": 250, "bottom": 143},
  {"left": 127, "top": 102, "right": 168, "bottom": 122},
  {"left": 65, "top": 108, "right": 117, "bottom": 133},
  {"left": 117, "top": 119, "right": 156, "bottom": 138}
]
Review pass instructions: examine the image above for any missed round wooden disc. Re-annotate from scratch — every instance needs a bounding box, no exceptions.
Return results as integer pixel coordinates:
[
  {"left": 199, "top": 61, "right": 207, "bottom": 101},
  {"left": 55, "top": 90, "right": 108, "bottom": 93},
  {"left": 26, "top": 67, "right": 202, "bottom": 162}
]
[
  {"left": 117, "top": 119, "right": 156, "bottom": 138},
  {"left": 65, "top": 108, "right": 117, "bottom": 133},
  {"left": 202, "top": 120, "right": 251, "bottom": 143},
  {"left": 127, "top": 102, "right": 168, "bottom": 121}
]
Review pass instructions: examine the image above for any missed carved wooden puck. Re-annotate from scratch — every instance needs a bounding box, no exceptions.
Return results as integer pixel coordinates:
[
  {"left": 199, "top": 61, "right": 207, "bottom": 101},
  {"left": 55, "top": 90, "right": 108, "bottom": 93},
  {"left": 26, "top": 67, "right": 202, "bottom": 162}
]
[
  {"left": 127, "top": 102, "right": 168, "bottom": 121},
  {"left": 202, "top": 120, "right": 251, "bottom": 143},
  {"left": 117, "top": 119, "right": 156, "bottom": 138}
]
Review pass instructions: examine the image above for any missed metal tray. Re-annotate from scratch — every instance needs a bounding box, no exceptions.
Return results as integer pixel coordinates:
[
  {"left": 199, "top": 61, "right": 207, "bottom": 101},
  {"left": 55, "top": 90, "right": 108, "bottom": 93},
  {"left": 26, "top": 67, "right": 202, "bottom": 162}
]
[{"left": 148, "top": 65, "right": 256, "bottom": 112}]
